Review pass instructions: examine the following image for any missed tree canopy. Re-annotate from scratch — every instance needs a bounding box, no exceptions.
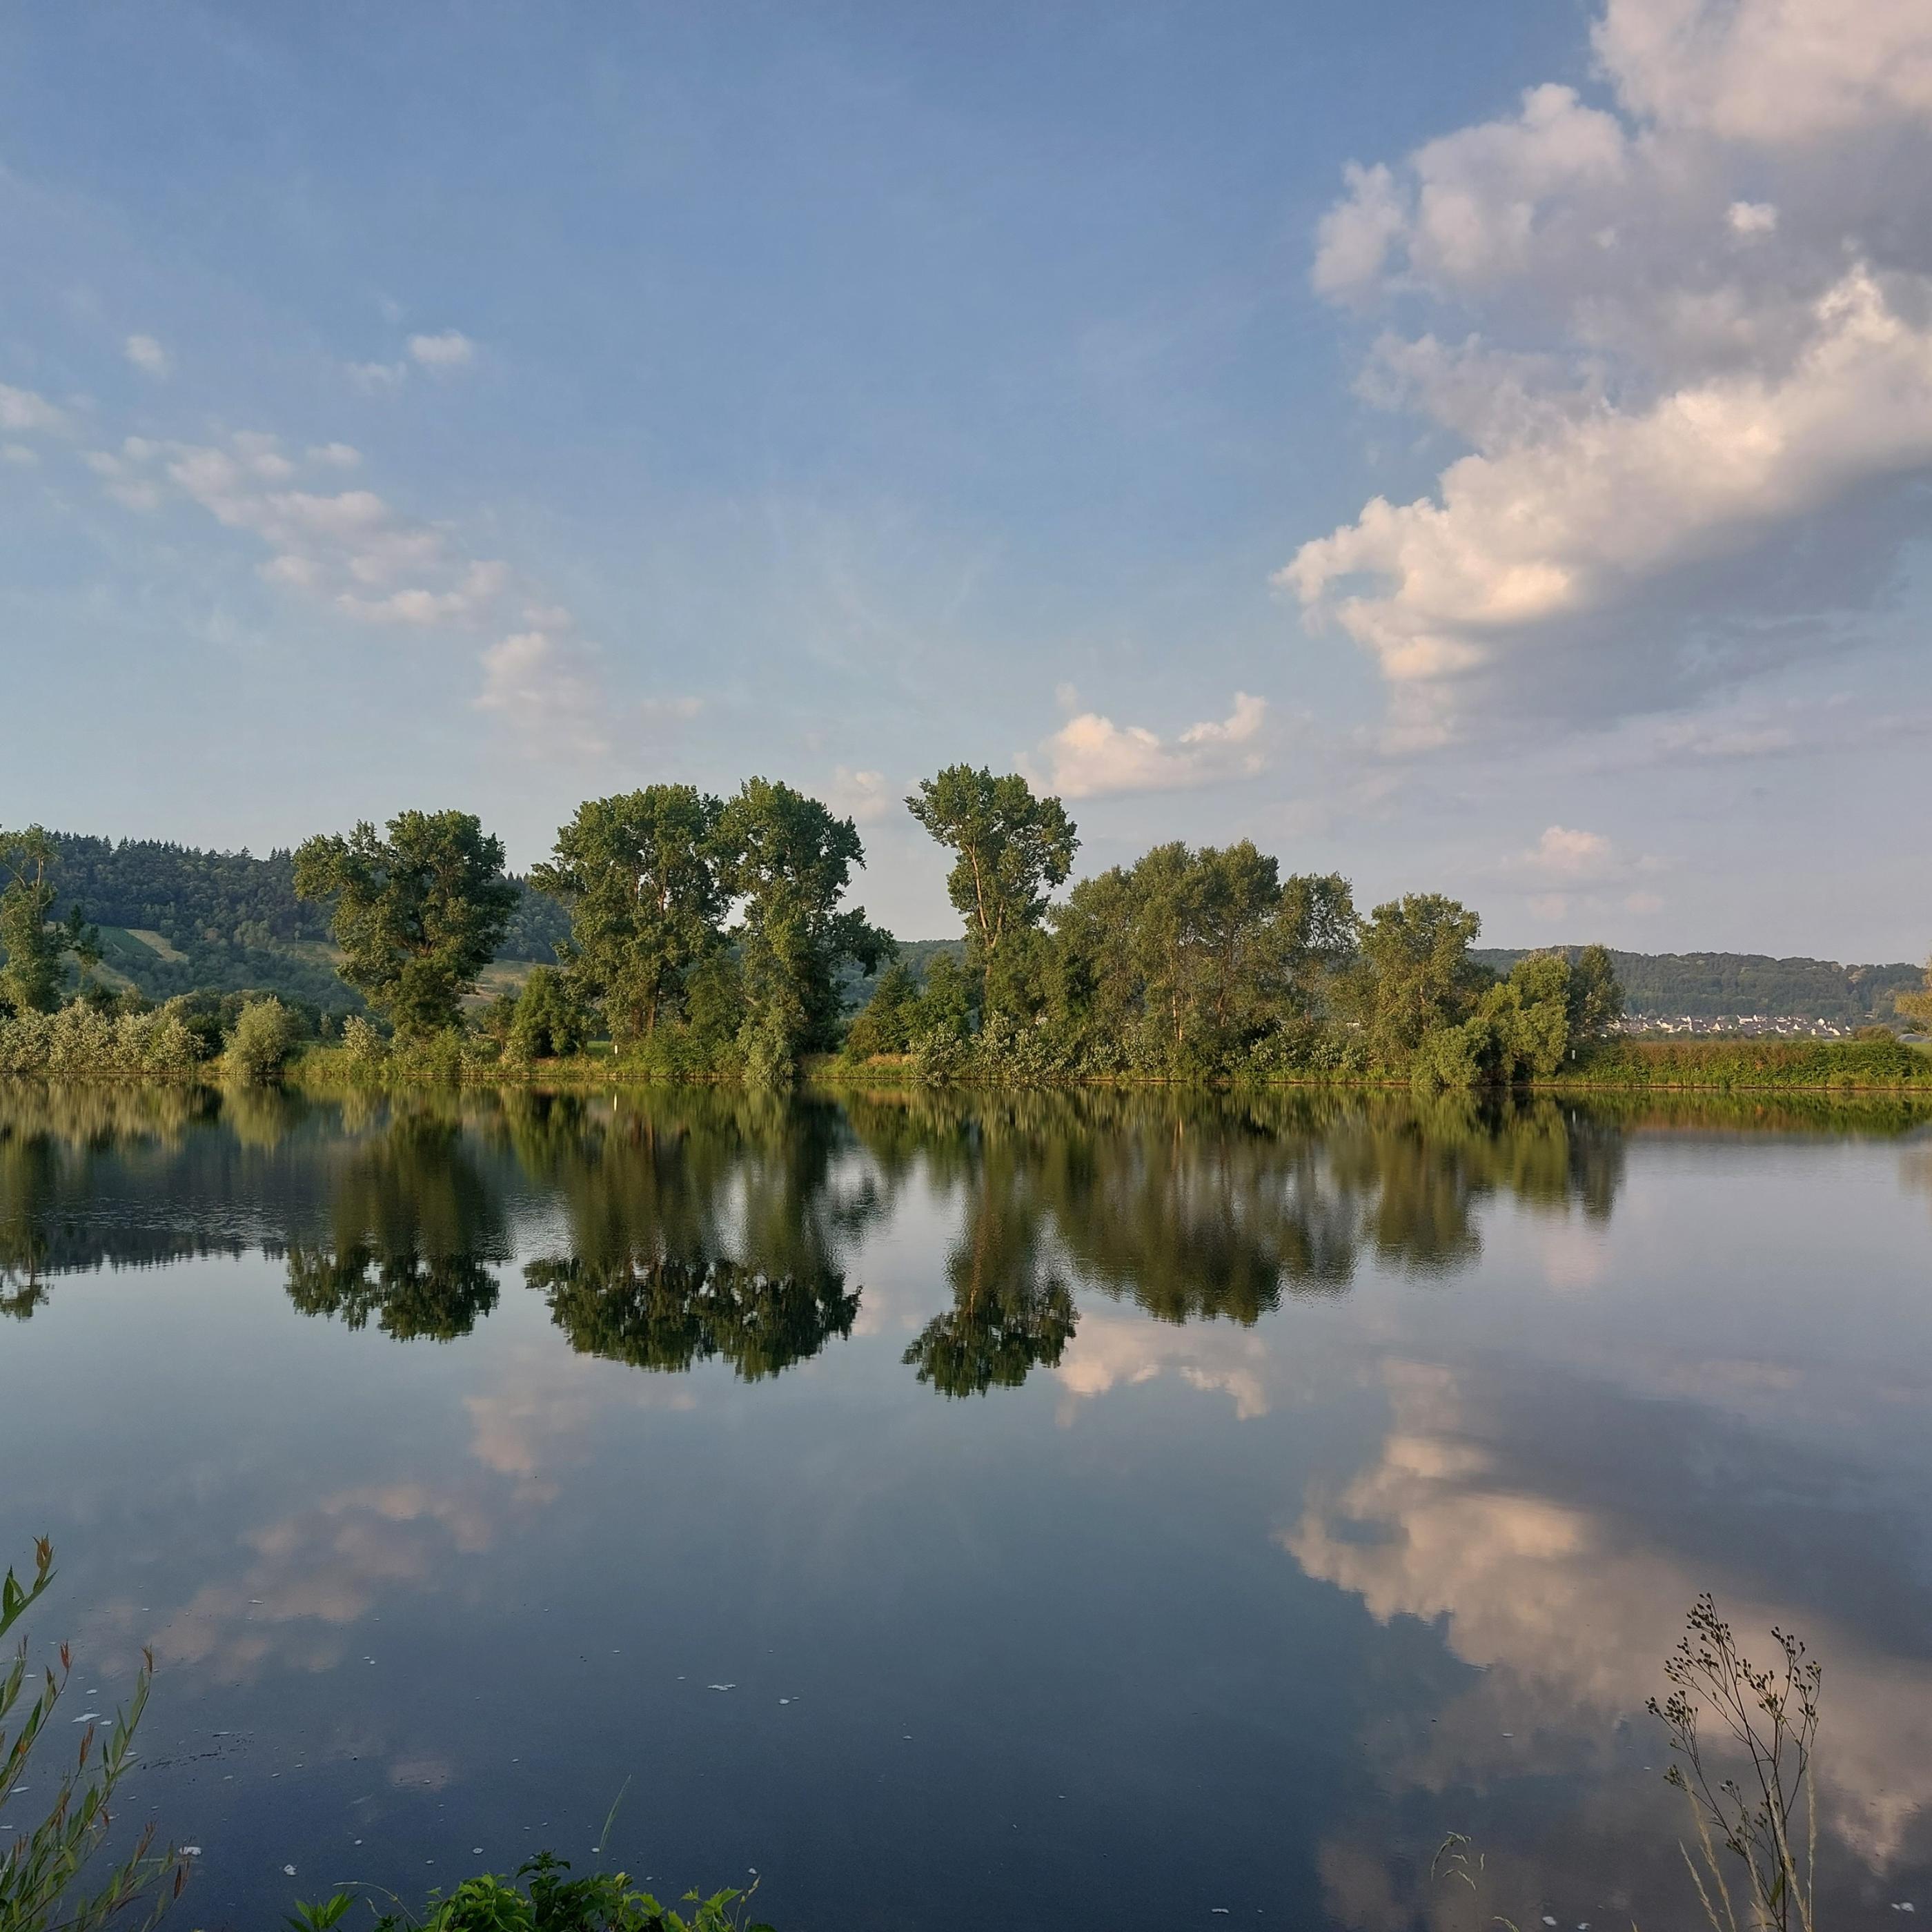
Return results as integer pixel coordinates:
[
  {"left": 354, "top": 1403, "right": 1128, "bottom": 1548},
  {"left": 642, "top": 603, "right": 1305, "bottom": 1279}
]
[
  {"left": 906, "top": 766, "right": 1077, "bottom": 1010},
  {"left": 294, "top": 810, "right": 518, "bottom": 1036},
  {"left": 0, "top": 827, "right": 98, "bottom": 1016},
  {"left": 531, "top": 787, "right": 724, "bottom": 1043}
]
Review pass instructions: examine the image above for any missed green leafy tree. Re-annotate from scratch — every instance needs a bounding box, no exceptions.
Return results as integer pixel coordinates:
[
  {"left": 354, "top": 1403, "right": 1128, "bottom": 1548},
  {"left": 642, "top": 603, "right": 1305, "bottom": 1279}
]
[
  {"left": 907, "top": 767, "right": 1078, "bottom": 1016},
  {"left": 530, "top": 789, "right": 725, "bottom": 1045},
  {"left": 0, "top": 829, "right": 99, "bottom": 1016},
  {"left": 1566, "top": 942, "right": 1625, "bottom": 1039},
  {"left": 1351, "top": 893, "right": 1487, "bottom": 1062},
  {"left": 1900, "top": 958, "right": 1932, "bottom": 1033},
  {"left": 845, "top": 960, "right": 921, "bottom": 1058},
  {"left": 509, "top": 965, "right": 591, "bottom": 1059},
  {"left": 293, "top": 811, "right": 518, "bottom": 1036},
  {"left": 713, "top": 779, "right": 889, "bottom": 1073}
]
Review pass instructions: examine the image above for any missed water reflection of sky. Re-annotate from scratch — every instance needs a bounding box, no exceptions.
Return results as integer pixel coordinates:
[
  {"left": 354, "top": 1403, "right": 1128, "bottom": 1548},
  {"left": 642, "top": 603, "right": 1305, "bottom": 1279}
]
[{"left": 1, "top": 1088, "right": 1928, "bottom": 1927}]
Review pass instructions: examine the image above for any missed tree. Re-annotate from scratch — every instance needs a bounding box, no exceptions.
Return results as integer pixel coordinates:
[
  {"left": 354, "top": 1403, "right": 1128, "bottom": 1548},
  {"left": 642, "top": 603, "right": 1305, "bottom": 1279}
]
[
  {"left": 0, "top": 827, "right": 99, "bottom": 1016},
  {"left": 712, "top": 779, "right": 889, "bottom": 1070},
  {"left": 508, "top": 965, "right": 590, "bottom": 1058},
  {"left": 1351, "top": 893, "right": 1487, "bottom": 1061},
  {"left": 293, "top": 811, "right": 518, "bottom": 1036},
  {"left": 1891, "top": 958, "right": 1932, "bottom": 1033},
  {"left": 907, "top": 767, "right": 1077, "bottom": 1014},
  {"left": 1566, "top": 943, "right": 1624, "bottom": 1039},
  {"left": 530, "top": 788, "right": 724, "bottom": 1044}
]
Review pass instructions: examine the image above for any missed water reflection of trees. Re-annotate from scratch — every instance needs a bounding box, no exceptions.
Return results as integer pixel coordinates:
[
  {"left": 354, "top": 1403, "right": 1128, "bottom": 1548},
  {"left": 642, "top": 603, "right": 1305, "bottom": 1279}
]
[
  {"left": 843, "top": 1088, "right": 1630, "bottom": 1332},
  {"left": 509, "top": 1090, "right": 874, "bottom": 1380},
  {"left": 282, "top": 1106, "right": 509, "bottom": 1341}
]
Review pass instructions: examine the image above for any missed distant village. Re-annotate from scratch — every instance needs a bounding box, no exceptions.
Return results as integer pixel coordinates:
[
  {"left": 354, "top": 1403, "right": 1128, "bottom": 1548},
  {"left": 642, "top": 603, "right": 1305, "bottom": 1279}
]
[{"left": 1618, "top": 1013, "right": 1886, "bottom": 1039}]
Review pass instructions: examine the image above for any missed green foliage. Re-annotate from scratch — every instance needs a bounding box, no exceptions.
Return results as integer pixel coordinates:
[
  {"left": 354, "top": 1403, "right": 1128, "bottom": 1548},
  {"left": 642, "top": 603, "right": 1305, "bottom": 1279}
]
[
  {"left": 1349, "top": 894, "right": 1488, "bottom": 1061},
  {"left": 1, "top": 1539, "right": 186, "bottom": 1932},
  {"left": 713, "top": 779, "right": 888, "bottom": 1074},
  {"left": 294, "top": 811, "right": 518, "bottom": 1036},
  {"left": 223, "top": 996, "right": 299, "bottom": 1083},
  {"left": 0, "top": 829, "right": 99, "bottom": 1018},
  {"left": 1897, "top": 956, "right": 1932, "bottom": 1033},
  {"left": 1474, "top": 943, "right": 1918, "bottom": 1025},
  {"left": 321, "top": 1851, "right": 771, "bottom": 1932},
  {"left": 905, "top": 766, "right": 1077, "bottom": 1014},
  {"left": 532, "top": 789, "right": 726, "bottom": 1045},
  {"left": 0, "top": 999, "right": 206, "bottom": 1078},
  {"left": 509, "top": 967, "right": 591, "bottom": 1060},
  {"left": 531, "top": 1255, "right": 860, "bottom": 1380}
]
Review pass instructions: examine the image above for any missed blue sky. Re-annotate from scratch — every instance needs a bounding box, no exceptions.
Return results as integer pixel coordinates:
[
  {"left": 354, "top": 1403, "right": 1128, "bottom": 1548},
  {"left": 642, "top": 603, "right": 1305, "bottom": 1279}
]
[{"left": 3, "top": 0, "right": 1929, "bottom": 956}]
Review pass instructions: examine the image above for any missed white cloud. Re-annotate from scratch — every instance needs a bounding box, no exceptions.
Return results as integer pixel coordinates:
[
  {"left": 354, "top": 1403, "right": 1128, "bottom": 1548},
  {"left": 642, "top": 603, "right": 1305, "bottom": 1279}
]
[
  {"left": 1040, "top": 692, "right": 1269, "bottom": 798},
  {"left": 0, "top": 383, "right": 67, "bottom": 435},
  {"left": 1283, "top": 268, "right": 1932, "bottom": 734},
  {"left": 1293, "top": 0, "right": 1932, "bottom": 744},
  {"left": 307, "top": 442, "right": 362, "bottom": 468},
  {"left": 1, "top": 443, "right": 37, "bottom": 466},
  {"left": 828, "top": 766, "right": 891, "bottom": 824},
  {"left": 1508, "top": 825, "right": 1616, "bottom": 883},
  {"left": 408, "top": 331, "right": 476, "bottom": 372},
  {"left": 124, "top": 334, "right": 170, "bottom": 376},
  {"left": 89, "top": 430, "right": 511, "bottom": 629},
  {"left": 339, "top": 560, "right": 507, "bottom": 627},
  {"left": 475, "top": 628, "right": 611, "bottom": 759},
  {"left": 347, "top": 360, "right": 407, "bottom": 395},
  {"left": 1728, "top": 198, "right": 1779, "bottom": 235},
  {"left": 1593, "top": 0, "right": 1932, "bottom": 143}
]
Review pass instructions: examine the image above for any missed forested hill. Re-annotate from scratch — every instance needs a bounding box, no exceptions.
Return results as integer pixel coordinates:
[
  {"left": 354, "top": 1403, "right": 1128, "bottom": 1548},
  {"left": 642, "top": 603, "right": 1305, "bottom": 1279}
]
[
  {"left": 1473, "top": 947, "right": 1923, "bottom": 1023},
  {"left": 42, "top": 832, "right": 568, "bottom": 1012}
]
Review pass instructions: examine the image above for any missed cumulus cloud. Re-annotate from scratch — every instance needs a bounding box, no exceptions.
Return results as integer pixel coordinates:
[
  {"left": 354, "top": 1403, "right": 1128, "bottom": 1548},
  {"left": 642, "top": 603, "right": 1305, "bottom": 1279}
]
[
  {"left": 0, "top": 382, "right": 68, "bottom": 435},
  {"left": 347, "top": 359, "right": 407, "bottom": 395},
  {"left": 1290, "top": 0, "right": 1932, "bottom": 744},
  {"left": 475, "top": 626, "right": 613, "bottom": 759},
  {"left": 1497, "top": 824, "right": 1668, "bottom": 921},
  {"left": 124, "top": 333, "right": 169, "bottom": 376},
  {"left": 408, "top": 330, "right": 477, "bottom": 371},
  {"left": 828, "top": 766, "right": 891, "bottom": 823},
  {"left": 1040, "top": 691, "right": 1269, "bottom": 798}
]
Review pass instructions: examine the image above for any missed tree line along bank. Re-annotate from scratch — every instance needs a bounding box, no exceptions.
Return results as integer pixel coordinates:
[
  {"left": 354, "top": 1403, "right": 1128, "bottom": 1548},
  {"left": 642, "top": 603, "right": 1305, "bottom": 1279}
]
[{"left": 3, "top": 773, "right": 1929, "bottom": 1089}]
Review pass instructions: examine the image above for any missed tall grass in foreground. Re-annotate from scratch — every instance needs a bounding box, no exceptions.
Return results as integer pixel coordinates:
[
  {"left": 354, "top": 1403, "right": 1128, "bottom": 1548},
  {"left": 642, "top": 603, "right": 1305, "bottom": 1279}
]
[
  {"left": 1650, "top": 1595, "right": 1820, "bottom": 1932},
  {"left": 0, "top": 1543, "right": 185, "bottom": 1932}
]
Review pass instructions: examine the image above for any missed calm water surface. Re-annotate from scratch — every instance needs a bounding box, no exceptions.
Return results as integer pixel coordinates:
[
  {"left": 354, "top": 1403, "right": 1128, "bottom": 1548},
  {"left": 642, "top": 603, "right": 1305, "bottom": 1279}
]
[{"left": 3, "top": 1085, "right": 1930, "bottom": 1929}]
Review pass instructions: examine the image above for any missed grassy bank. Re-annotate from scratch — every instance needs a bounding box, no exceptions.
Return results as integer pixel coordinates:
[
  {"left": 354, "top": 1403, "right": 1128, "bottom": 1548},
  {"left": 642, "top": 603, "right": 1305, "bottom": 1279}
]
[{"left": 1540, "top": 1034, "right": 1932, "bottom": 1090}]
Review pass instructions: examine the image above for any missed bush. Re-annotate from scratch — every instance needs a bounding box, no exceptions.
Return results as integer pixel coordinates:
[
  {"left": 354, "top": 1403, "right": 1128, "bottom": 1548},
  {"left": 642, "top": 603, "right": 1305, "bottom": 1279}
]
[
  {"left": 340, "top": 1012, "right": 388, "bottom": 1070},
  {"left": 298, "top": 1853, "right": 770, "bottom": 1932},
  {"left": 509, "top": 966, "right": 590, "bottom": 1059},
  {"left": 223, "top": 996, "right": 299, "bottom": 1082}
]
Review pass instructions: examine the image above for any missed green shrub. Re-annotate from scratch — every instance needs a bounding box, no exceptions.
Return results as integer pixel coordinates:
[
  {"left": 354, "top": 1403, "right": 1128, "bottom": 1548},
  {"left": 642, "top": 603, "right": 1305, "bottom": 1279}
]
[
  {"left": 223, "top": 996, "right": 299, "bottom": 1083},
  {"left": 509, "top": 967, "right": 590, "bottom": 1059}
]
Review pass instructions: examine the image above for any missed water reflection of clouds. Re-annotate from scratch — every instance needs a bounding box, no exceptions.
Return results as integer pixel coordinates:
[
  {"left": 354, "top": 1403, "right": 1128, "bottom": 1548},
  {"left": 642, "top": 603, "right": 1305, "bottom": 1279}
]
[
  {"left": 153, "top": 1481, "right": 497, "bottom": 1678},
  {"left": 463, "top": 1340, "right": 696, "bottom": 1502},
  {"left": 1051, "top": 1305, "right": 1277, "bottom": 1421},
  {"left": 1287, "top": 1359, "right": 1932, "bottom": 1875}
]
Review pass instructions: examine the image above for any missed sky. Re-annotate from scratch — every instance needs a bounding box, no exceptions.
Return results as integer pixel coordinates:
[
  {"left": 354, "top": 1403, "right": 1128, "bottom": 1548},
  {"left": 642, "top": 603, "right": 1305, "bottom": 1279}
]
[{"left": 2, "top": 0, "right": 1930, "bottom": 958}]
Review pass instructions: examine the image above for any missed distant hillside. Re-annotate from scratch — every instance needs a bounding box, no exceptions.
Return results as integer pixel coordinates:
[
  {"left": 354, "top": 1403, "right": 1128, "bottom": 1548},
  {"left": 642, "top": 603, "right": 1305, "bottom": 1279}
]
[
  {"left": 1475, "top": 947, "right": 1924, "bottom": 1023},
  {"left": 38, "top": 832, "right": 567, "bottom": 1012}
]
